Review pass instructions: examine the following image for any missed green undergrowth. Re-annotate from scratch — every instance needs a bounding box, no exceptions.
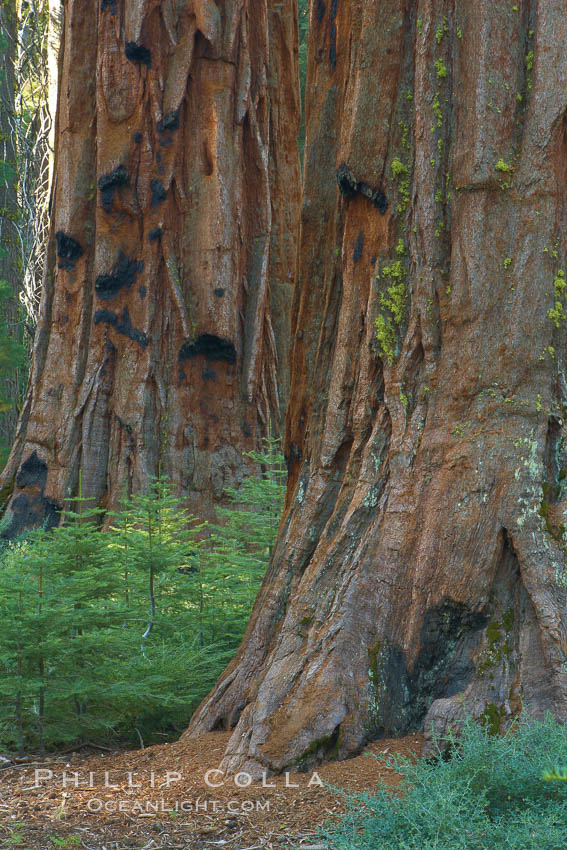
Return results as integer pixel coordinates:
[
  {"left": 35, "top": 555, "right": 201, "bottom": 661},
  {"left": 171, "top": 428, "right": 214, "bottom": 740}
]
[
  {"left": 320, "top": 716, "right": 567, "bottom": 850},
  {"left": 0, "top": 439, "right": 285, "bottom": 754}
]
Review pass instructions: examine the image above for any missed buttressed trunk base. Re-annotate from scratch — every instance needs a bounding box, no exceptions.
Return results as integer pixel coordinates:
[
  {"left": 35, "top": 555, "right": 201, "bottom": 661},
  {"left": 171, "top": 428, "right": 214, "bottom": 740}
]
[{"left": 188, "top": 0, "right": 567, "bottom": 773}]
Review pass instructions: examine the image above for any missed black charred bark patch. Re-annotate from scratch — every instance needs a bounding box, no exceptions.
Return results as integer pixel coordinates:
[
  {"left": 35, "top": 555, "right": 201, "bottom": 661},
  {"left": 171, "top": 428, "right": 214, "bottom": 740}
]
[
  {"left": 368, "top": 600, "right": 488, "bottom": 738},
  {"left": 150, "top": 178, "right": 167, "bottom": 207},
  {"left": 133, "top": 132, "right": 142, "bottom": 143},
  {"left": 125, "top": 41, "right": 151, "bottom": 67},
  {"left": 336, "top": 163, "right": 388, "bottom": 213},
  {"left": 95, "top": 252, "right": 142, "bottom": 301},
  {"left": 330, "top": 24, "right": 337, "bottom": 69},
  {"left": 316, "top": 0, "right": 326, "bottom": 22},
  {"left": 3, "top": 456, "right": 61, "bottom": 539},
  {"left": 55, "top": 231, "right": 84, "bottom": 269},
  {"left": 44, "top": 499, "right": 61, "bottom": 529},
  {"left": 148, "top": 227, "right": 162, "bottom": 242},
  {"left": 1, "top": 493, "right": 61, "bottom": 539},
  {"left": 157, "top": 111, "right": 179, "bottom": 133},
  {"left": 98, "top": 165, "right": 129, "bottom": 212},
  {"left": 415, "top": 601, "right": 488, "bottom": 701},
  {"left": 138, "top": 285, "right": 146, "bottom": 299},
  {"left": 179, "top": 334, "right": 237, "bottom": 364},
  {"left": 98, "top": 165, "right": 129, "bottom": 191},
  {"left": 94, "top": 306, "right": 148, "bottom": 349},
  {"left": 285, "top": 442, "right": 302, "bottom": 471},
  {"left": 16, "top": 450, "right": 48, "bottom": 490},
  {"left": 336, "top": 163, "right": 357, "bottom": 198},
  {"left": 329, "top": 0, "right": 338, "bottom": 69},
  {"left": 353, "top": 231, "right": 364, "bottom": 264},
  {"left": 8, "top": 493, "right": 36, "bottom": 533},
  {"left": 101, "top": 0, "right": 117, "bottom": 12},
  {"left": 115, "top": 414, "right": 135, "bottom": 446},
  {"left": 214, "top": 288, "right": 225, "bottom": 298}
]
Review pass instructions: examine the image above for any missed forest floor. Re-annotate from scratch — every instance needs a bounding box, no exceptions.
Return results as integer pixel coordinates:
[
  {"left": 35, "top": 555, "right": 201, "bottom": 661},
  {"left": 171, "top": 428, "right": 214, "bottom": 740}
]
[{"left": 0, "top": 731, "right": 423, "bottom": 849}]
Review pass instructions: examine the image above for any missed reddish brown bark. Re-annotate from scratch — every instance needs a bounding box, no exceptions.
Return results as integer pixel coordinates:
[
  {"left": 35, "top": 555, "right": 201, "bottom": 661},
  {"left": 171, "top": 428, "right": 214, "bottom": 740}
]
[
  {"left": 189, "top": 0, "right": 567, "bottom": 773},
  {"left": 0, "top": 0, "right": 300, "bottom": 532}
]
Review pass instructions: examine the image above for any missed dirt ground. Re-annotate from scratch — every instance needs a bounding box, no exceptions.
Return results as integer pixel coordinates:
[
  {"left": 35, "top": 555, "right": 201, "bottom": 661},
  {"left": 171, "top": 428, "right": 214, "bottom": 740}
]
[{"left": 0, "top": 731, "right": 423, "bottom": 849}]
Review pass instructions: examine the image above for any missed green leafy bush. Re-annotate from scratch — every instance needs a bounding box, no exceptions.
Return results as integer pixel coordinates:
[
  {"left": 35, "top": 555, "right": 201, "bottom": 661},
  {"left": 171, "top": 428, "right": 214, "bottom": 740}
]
[{"left": 321, "top": 716, "right": 567, "bottom": 850}]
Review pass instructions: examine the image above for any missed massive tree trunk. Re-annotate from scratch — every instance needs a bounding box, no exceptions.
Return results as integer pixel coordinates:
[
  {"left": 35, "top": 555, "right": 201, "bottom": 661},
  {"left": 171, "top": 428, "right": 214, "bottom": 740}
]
[
  {"left": 188, "top": 0, "right": 567, "bottom": 773},
  {"left": 0, "top": 0, "right": 300, "bottom": 533}
]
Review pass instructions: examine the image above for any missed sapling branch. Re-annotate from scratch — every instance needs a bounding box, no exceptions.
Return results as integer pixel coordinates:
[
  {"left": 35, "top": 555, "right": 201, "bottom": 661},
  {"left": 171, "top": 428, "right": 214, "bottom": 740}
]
[{"left": 141, "top": 512, "right": 155, "bottom": 657}]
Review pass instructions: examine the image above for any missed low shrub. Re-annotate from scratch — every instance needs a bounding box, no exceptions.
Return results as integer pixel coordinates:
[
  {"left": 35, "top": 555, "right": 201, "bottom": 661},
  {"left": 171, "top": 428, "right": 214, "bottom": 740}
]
[{"left": 321, "top": 716, "right": 567, "bottom": 850}]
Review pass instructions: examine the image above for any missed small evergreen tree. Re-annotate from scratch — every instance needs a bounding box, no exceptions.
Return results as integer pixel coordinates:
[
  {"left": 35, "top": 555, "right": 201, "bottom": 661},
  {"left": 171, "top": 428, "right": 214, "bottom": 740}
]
[
  {"left": 200, "top": 436, "right": 286, "bottom": 648},
  {"left": 109, "top": 475, "right": 207, "bottom": 650},
  {"left": 0, "top": 444, "right": 287, "bottom": 752}
]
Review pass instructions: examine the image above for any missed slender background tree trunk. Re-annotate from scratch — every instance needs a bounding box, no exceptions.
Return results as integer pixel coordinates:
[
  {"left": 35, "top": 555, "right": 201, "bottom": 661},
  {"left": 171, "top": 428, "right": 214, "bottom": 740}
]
[
  {"left": 0, "top": 0, "right": 300, "bottom": 532},
  {"left": 0, "top": 0, "right": 22, "bottom": 448},
  {"left": 189, "top": 0, "right": 567, "bottom": 774},
  {"left": 47, "top": 0, "right": 62, "bottom": 187},
  {"left": 0, "top": 0, "right": 18, "bottom": 290}
]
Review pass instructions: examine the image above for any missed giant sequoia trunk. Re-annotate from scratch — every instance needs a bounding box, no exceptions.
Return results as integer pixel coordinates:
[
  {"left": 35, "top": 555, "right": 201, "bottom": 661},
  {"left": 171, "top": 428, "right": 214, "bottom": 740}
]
[
  {"left": 0, "top": 0, "right": 300, "bottom": 533},
  {"left": 189, "top": 0, "right": 567, "bottom": 773}
]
